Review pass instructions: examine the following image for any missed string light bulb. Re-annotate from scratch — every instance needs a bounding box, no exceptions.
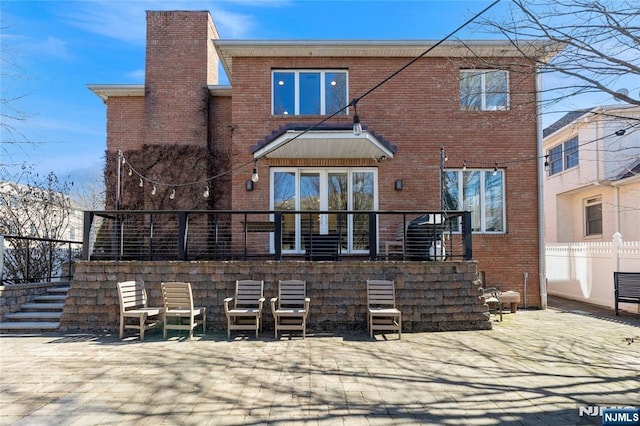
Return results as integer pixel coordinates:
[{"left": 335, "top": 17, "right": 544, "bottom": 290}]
[
  {"left": 251, "top": 163, "right": 259, "bottom": 183},
  {"left": 169, "top": 188, "right": 176, "bottom": 200},
  {"left": 543, "top": 155, "right": 550, "bottom": 171},
  {"left": 492, "top": 162, "right": 498, "bottom": 176},
  {"left": 462, "top": 160, "right": 467, "bottom": 171},
  {"left": 139, "top": 178, "right": 144, "bottom": 188},
  {"left": 128, "top": 168, "right": 133, "bottom": 176},
  {"left": 151, "top": 185, "right": 156, "bottom": 195},
  {"left": 203, "top": 186, "right": 210, "bottom": 198},
  {"left": 352, "top": 98, "right": 362, "bottom": 136}
]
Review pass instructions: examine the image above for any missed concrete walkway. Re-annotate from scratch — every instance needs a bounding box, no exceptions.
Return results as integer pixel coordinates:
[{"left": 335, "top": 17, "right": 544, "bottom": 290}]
[{"left": 1, "top": 296, "right": 639, "bottom": 425}]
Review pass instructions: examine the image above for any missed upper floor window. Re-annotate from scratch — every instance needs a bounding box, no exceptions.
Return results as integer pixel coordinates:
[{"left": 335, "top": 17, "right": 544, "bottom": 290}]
[
  {"left": 548, "top": 135, "right": 579, "bottom": 176},
  {"left": 443, "top": 169, "right": 505, "bottom": 233},
  {"left": 460, "top": 69, "right": 509, "bottom": 111},
  {"left": 272, "top": 70, "right": 348, "bottom": 116}
]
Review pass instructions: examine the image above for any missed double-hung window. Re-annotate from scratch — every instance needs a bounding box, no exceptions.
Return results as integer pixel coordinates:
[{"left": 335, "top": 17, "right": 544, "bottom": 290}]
[
  {"left": 460, "top": 69, "right": 509, "bottom": 111},
  {"left": 443, "top": 169, "right": 506, "bottom": 233},
  {"left": 547, "top": 136, "right": 579, "bottom": 176},
  {"left": 272, "top": 70, "right": 348, "bottom": 116}
]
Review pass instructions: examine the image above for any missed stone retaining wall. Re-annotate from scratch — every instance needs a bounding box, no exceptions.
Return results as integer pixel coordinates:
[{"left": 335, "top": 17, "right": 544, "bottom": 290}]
[{"left": 60, "top": 260, "right": 491, "bottom": 333}]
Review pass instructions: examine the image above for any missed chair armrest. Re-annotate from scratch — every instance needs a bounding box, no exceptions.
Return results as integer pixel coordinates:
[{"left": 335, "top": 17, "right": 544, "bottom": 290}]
[
  {"left": 258, "top": 297, "right": 266, "bottom": 309},
  {"left": 223, "top": 297, "right": 234, "bottom": 313},
  {"left": 305, "top": 297, "right": 310, "bottom": 316},
  {"left": 270, "top": 297, "right": 278, "bottom": 315}
]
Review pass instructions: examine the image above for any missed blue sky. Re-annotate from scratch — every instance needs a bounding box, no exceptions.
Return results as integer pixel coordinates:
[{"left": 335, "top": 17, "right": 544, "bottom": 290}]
[{"left": 0, "top": 0, "right": 629, "bottom": 187}]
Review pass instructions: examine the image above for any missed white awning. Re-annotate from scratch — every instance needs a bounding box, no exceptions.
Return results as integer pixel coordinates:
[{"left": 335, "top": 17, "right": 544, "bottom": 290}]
[{"left": 252, "top": 129, "right": 395, "bottom": 161}]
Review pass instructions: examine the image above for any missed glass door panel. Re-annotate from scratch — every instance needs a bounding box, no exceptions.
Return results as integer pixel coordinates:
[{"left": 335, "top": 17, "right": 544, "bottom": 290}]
[
  {"left": 352, "top": 171, "right": 374, "bottom": 251},
  {"left": 300, "top": 172, "right": 320, "bottom": 250},
  {"left": 328, "top": 172, "right": 348, "bottom": 250},
  {"left": 274, "top": 171, "right": 296, "bottom": 250}
]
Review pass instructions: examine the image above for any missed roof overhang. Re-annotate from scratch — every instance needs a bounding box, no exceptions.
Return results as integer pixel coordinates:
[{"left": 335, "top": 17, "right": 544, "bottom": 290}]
[
  {"left": 86, "top": 84, "right": 145, "bottom": 102},
  {"left": 252, "top": 129, "right": 396, "bottom": 161},
  {"left": 214, "top": 39, "right": 565, "bottom": 80}
]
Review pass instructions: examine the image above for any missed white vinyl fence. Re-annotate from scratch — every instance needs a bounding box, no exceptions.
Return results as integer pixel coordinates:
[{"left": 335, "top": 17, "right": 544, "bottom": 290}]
[{"left": 545, "top": 233, "right": 640, "bottom": 313}]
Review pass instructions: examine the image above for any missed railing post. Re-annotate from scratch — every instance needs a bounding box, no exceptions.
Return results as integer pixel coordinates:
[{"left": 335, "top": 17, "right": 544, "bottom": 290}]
[
  {"left": 82, "top": 211, "right": 93, "bottom": 260},
  {"left": 178, "top": 212, "right": 187, "bottom": 261},
  {"left": 274, "top": 211, "right": 282, "bottom": 260},
  {"left": 463, "top": 211, "right": 473, "bottom": 260},
  {"left": 369, "top": 213, "right": 377, "bottom": 261}
]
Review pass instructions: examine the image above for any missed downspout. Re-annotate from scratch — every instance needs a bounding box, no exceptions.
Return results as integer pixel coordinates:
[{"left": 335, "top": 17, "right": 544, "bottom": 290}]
[{"left": 536, "top": 68, "right": 547, "bottom": 309}]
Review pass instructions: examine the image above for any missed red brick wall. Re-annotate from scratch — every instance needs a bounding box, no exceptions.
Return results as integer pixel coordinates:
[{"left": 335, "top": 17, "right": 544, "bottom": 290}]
[
  {"left": 105, "top": 97, "right": 145, "bottom": 152},
  {"left": 144, "top": 11, "right": 217, "bottom": 147}
]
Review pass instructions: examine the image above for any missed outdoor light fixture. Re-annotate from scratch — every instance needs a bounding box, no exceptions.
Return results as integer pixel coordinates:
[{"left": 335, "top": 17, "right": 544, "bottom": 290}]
[
  {"left": 395, "top": 179, "right": 403, "bottom": 191},
  {"left": 246, "top": 180, "right": 254, "bottom": 191}
]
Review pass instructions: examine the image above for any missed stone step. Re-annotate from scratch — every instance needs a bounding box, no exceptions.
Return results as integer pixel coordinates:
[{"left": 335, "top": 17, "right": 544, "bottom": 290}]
[
  {"left": 47, "top": 287, "right": 70, "bottom": 294},
  {"left": 0, "top": 321, "right": 60, "bottom": 332},
  {"left": 20, "top": 302, "right": 66, "bottom": 312},
  {"left": 34, "top": 295, "right": 67, "bottom": 302},
  {"left": 4, "top": 311, "right": 62, "bottom": 321}
]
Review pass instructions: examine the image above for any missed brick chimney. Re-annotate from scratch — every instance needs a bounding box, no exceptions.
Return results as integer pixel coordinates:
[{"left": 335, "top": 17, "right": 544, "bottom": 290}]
[{"left": 144, "top": 11, "right": 219, "bottom": 147}]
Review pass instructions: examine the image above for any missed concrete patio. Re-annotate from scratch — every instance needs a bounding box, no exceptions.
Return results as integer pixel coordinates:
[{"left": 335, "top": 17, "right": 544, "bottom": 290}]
[{"left": 1, "top": 296, "right": 639, "bottom": 425}]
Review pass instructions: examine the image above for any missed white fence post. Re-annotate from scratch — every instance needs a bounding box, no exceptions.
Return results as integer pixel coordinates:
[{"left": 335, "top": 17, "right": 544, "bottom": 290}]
[{"left": 612, "top": 232, "right": 622, "bottom": 274}]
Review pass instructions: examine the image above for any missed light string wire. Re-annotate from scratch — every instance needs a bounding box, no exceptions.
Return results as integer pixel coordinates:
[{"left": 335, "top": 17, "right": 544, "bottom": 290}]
[{"left": 119, "top": 0, "right": 502, "bottom": 192}]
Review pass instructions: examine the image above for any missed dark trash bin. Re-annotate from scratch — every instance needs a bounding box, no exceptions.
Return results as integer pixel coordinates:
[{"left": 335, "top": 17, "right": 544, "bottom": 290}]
[{"left": 405, "top": 214, "right": 446, "bottom": 261}]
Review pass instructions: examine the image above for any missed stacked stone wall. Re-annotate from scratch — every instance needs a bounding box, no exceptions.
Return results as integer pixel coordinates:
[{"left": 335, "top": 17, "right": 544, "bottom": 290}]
[{"left": 60, "top": 261, "right": 491, "bottom": 333}]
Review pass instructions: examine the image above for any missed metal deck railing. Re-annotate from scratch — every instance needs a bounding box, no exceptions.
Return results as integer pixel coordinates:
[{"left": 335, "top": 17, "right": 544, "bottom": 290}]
[{"left": 82, "top": 210, "right": 472, "bottom": 262}]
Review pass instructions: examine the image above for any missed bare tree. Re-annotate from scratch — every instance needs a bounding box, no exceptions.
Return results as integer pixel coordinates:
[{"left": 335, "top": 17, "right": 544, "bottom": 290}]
[
  {"left": 476, "top": 0, "right": 639, "bottom": 110},
  {"left": 0, "top": 168, "right": 76, "bottom": 284}
]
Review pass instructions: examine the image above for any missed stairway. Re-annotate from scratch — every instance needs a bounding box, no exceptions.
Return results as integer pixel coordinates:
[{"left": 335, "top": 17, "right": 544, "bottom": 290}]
[{"left": 0, "top": 286, "right": 69, "bottom": 333}]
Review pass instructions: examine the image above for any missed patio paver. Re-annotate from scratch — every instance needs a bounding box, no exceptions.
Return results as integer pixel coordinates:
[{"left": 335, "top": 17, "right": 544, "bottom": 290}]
[{"left": 1, "top": 296, "right": 638, "bottom": 425}]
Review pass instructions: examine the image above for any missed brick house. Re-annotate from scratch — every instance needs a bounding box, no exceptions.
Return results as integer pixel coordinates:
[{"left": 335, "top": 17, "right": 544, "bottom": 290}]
[{"left": 88, "top": 10, "right": 561, "bottom": 309}]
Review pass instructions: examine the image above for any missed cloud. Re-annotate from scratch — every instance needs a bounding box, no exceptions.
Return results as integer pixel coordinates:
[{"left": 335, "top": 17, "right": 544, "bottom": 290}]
[{"left": 59, "top": 0, "right": 283, "bottom": 43}]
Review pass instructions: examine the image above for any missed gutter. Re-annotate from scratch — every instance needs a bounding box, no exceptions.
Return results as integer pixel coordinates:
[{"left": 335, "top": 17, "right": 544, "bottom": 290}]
[{"left": 536, "top": 68, "right": 547, "bottom": 309}]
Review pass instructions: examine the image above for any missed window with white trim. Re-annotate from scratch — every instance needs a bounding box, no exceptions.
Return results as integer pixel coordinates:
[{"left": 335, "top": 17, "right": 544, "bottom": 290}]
[
  {"left": 584, "top": 196, "right": 602, "bottom": 236},
  {"left": 460, "top": 69, "right": 509, "bottom": 111},
  {"left": 271, "top": 167, "right": 377, "bottom": 253},
  {"left": 443, "top": 169, "right": 506, "bottom": 233},
  {"left": 272, "top": 70, "right": 348, "bottom": 116},
  {"left": 548, "top": 135, "right": 579, "bottom": 176}
]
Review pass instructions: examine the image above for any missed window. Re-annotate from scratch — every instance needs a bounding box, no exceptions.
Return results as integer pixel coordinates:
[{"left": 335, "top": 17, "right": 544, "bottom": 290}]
[
  {"left": 272, "top": 70, "right": 348, "bottom": 116},
  {"left": 443, "top": 169, "right": 505, "bottom": 233},
  {"left": 460, "top": 70, "right": 509, "bottom": 111},
  {"left": 547, "top": 136, "right": 579, "bottom": 176},
  {"left": 585, "top": 197, "right": 602, "bottom": 236}
]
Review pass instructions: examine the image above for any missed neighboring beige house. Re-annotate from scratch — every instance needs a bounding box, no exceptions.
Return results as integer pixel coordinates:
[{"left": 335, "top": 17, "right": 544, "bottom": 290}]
[{"left": 543, "top": 104, "right": 640, "bottom": 243}]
